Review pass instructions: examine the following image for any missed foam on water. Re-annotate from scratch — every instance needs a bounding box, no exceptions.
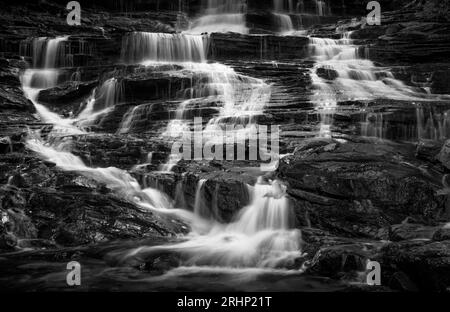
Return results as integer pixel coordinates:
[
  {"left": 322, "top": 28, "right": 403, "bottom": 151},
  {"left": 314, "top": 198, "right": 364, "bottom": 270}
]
[{"left": 124, "top": 178, "right": 303, "bottom": 269}]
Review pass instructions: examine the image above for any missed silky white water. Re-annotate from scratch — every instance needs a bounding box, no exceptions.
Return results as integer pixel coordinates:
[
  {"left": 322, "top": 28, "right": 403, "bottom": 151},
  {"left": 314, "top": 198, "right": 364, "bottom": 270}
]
[
  {"left": 187, "top": 0, "right": 249, "bottom": 34},
  {"left": 125, "top": 178, "right": 303, "bottom": 269},
  {"left": 308, "top": 32, "right": 444, "bottom": 137},
  {"left": 21, "top": 34, "right": 302, "bottom": 275},
  {"left": 121, "top": 32, "right": 208, "bottom": 63},
  {"left": 274, "top": 13, "right": 294, "bottom": 33},
  {"left": 274, "top": 0, "right": 294, "bottom": 13},
  {"left": 77, "top": 78, "right": 123, "bottom": 129},
  {"left": 44, "top": 36, "right": 69, "bottom": 68}
]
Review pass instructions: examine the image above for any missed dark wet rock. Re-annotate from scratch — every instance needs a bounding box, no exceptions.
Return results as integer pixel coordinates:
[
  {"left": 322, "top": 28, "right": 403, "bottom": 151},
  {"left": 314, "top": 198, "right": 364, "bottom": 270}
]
[
  {"left": 389, "top": 222, "right": 440, "bottom": 242},
  {"left": 438, "top": 139, "right": 450, "bottom": 170},
  {"left": 37, "top": 81, "right": 97, "bottom": 115},
  {"left": 0, "top": 59, "right": 35, "bottom": 113},
  {"left": 69, "top": 134, "right": 161, "bottom": 170},
  {"left": 196, "top": 172, "right": 252, "bottom": 222},
  {"left": 307, "top": 242, "right": 378, "bottom": 280},
  {"left": 431, "top": 70, "right": 450, "bottom": 94},
  {"left": 316, "top": 66, "right": 339, "bottom": 80},
  {"left": 0, "top": 232, "right": 18, "bottom": 251},
  {"left": 143, "top": 251, "right": 182, "bottom": 275},
  {"left": 209, "top": 33, "right": 309, "bottom": 61},
  {"left": 136, "top": 164, "right": 256, "bottom": 222},
  {"left": 432, "top": 226, "right": 450, "bottom": 241},
  {"left": 26, "top": 187, "right": 185, "bottom": 247},
  {"left": 278, "top": 138, "right": 448, "bottom": 238},
  {"left": 123, "top": 75, "right": 191, "bottom": 102},
  {"left": 0, "top": 152, "right": 187, "bottom": 249},
  {"left": 380, "top": 240, "right": 450, "bottom": 292},
  {"left": 415, "top": 139, "right": 442, "bottom": 164},
  {"left": 366, "top": 21, "right": 450, "bottom": 64}
]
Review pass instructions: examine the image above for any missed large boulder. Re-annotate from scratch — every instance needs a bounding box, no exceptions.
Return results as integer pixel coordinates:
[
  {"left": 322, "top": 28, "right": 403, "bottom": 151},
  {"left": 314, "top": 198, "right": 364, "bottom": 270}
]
[
  {"left": 0, "top": 154, "right": 187, "bottom": 249},
  {"left": 37, "top": 81, "right": 97, "bottom": 115},
  {"left": 278, "top": 138, "right": 448, "bottom": 238},
  {"left": 380, "top": 240, "right": 450, "bottom": 292}
]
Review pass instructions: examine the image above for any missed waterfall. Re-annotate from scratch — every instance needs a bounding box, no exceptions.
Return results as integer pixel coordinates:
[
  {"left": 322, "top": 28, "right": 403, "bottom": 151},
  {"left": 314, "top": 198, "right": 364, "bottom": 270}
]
[
  {"left": 152, "top": 60, "right": 271, "bottom": 172},
  {"left": 26, "top": 137, "right": 180, "bottom": 214},
  {"left": 121, "top": 32, "right": 207, "bottom": 64},
  {"left": 96, "top": 78, "right": 123, "bottom": 111},
  {"left": 21, "top": 69, "right": 83, "bottom": 135},
  {"left": 274, "top": 0, "right": 294, "bottom": 13},
  {"left": 20, "top": 36, "right": 69, "bottom": 68},
  {"left": 314, "top": 0, "right": 330, "bottom": 16},
  {"left": 273, "top": 13, "right": 294, "bottom": 33},
  {"left": 416, "top": 107, "right": 450, "bottom": 141},
  {"left": 44, "top": 37, "right": 69, "bottom": 68},
  {"left": 76, "top": 78, "right": 123, "bottom": 129},
  {"left": 308, "top": 32, "right": 434, "bottom": 138},
  {"left": 361, "top": 112, "right": 384, "bottom": 139},
  {"left": 125, "top": 178, "right": 303, "bottom": 269},
  {"left": 297, "top": 0, "right": 305, "bottom": 13},
  {"left": 194, "top": 179, "right": 208, "bottom": 218},
  {"left": 187, "top": 0, "right": 248, "bottom": 34}
]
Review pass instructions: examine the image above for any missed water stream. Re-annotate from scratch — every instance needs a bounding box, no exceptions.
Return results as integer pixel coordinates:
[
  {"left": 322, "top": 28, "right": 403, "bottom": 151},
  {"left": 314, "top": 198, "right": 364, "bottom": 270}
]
[
  {"left": 14, "top": 3, "right": 450, "bottom": 290},
  {"left": 19, "top": 25, "right": 302, "bottom": 281}
]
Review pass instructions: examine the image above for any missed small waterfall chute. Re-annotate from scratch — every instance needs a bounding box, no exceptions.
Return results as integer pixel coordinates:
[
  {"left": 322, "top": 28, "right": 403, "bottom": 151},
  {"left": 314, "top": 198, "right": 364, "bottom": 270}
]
[
  {"left": 124, "top": 178, "right": 303, "bottom": 269},
  {"left": 121, "top": 32, "right": 208, "bottom": 64},
  {"left": 308, "top": 32, "right": 437, "bottom": 138},
  {"left": 187, "top": 0, "right": 248, "bottom": 34}
]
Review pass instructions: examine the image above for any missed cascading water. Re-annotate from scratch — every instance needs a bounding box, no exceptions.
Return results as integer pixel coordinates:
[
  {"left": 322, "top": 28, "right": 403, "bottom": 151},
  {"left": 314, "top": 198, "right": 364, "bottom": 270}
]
[
  {"left": 20, "top": 36, "right": 69, "bottom": 68},
  {"left": 44, "top": 37, "right": 69, "bottom": 68},
  {"left": 274, "top": 0, "right": 294, "bottom": 13},
  {"left": 20, "top": 36, "right": 191, "bottom": 221},
  {"left": 125, "top": 178, "right": 303, "bottom": 270},
  {"left": 187, "top": 0, "right": 249, "bottom": 34},
  {"left": 110, "top": 17, "right": 301, "bottom": 275},
  {"left": 308, "top": 32, "right": 442, "bottom": 138},
  {"left": 19, "top": 26, "right": 301, "bottom": 283},
  {"left": 77, "top": 78, "right": 124, "bottom": 129},
  {"left": 157, "top": 62, "right": 272, "bottom": 171},
  {"left": 119, "top": 33, "right": 272, "bottom": 169},
  {"left": 273, "top": 13, "right": 295, "bottom": 33},
  {"left": 25, "top": 136, "right": 188, "bottom": 219},
  {"left": 314, "top": 0, "right": 330, "bottom": 16},
  {"left": 20, "top": 36, "right": 85, "bottom": 135},
  {"left": 273, "top": 0, "right": 295, "bottom": 34},
  {"left": 121, "top": 32, "right": 208, "bottom": 63}
]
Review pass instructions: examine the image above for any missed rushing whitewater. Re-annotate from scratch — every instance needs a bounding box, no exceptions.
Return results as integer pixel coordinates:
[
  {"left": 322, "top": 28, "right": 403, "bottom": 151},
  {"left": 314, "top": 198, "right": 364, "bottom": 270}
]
[
  {"left": 20, "top": 36, "right": 70, "bottom": 68},
  {"left": 77, "top": 78, "right": 124, "bottom": 129},
  {"left": 158, "top": 62, "right": 272, "bottom": 171},
  {"left": 121, "top": 32, "right": 208, "bottom": 63},
  {"left": 273, "top": 13, "right": 294, "bottom": 33},
  {"left": 125, "top": 178, "right": 303, "bottom": 269},
  {"left": 25, "top": 137, "right": 186, "bottom": 216},
  {"left": 20, "top": 32, "right": 300, "bottom": 276},
  {"left": 20, "top": 36, "right": 85, "bottom": 135},
  {"left": 308, "top": 32, "right": 438, "bottom": 137},
  {"left": 187, "top": 0, "right": 249, "bottom": 34}
]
